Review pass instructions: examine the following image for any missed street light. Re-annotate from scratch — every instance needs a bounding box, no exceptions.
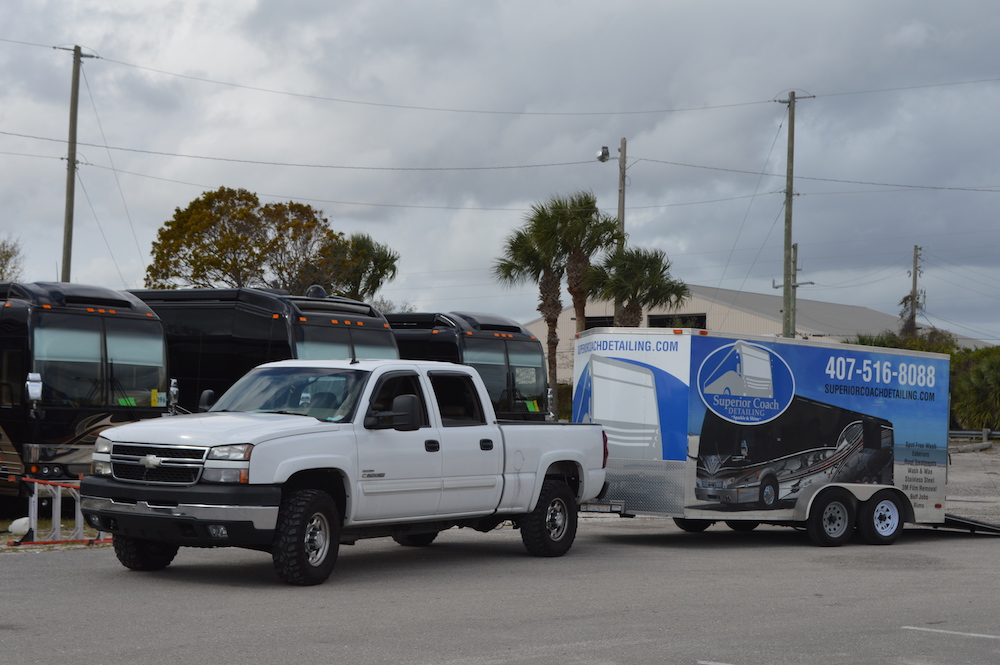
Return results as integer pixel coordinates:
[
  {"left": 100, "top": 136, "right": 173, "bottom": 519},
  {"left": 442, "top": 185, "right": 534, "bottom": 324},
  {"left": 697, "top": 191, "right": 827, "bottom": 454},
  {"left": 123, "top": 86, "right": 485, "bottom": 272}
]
[
  {"left": 596, "top": 138, "right": 627, "bottom": 240},
  {"left": 597, "top": 138, "right": 628, "bottom": 323}
]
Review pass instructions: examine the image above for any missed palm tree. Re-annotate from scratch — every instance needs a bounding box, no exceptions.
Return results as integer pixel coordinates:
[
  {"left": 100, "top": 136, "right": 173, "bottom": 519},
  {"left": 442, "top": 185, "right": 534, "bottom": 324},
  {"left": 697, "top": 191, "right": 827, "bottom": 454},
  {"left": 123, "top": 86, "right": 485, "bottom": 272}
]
[
  {"left": 494, "top": 210, "right": 565, "bottom": 416},
  {"left": 533, "top": 192, "right": 623, "bottom": 333},
  {"left": 341, "top": 233, "right": 400, "bottom": 302},
  {"left": 586, "top": 246, "right": 690, "bottom": 327}
]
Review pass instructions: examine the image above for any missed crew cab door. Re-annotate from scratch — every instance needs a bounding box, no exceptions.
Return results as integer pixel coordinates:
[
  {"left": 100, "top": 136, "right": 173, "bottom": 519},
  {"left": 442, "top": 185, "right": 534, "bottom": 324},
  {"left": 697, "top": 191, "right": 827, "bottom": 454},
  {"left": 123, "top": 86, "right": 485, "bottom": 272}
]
[
  {"left": 353, "top": 371, "right": 442, "bottom": 521},
  {"left": 427, "top": 371, "right": 503, "bottom": 516}
]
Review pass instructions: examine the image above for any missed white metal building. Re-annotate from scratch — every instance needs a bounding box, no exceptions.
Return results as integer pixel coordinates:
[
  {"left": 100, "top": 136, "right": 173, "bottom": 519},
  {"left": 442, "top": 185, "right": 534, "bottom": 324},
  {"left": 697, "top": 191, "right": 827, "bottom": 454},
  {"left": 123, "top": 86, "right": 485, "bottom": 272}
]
[{"left": 524, "top": 284, "right": 983, "bottom": 383}]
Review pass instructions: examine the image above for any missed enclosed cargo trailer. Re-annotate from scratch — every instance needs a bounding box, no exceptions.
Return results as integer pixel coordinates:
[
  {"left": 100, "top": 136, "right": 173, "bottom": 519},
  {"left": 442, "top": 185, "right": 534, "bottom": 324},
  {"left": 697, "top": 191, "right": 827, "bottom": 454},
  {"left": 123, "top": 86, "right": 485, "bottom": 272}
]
[{"left": 573, "top": 328, "right": 993, "bottom": 545}]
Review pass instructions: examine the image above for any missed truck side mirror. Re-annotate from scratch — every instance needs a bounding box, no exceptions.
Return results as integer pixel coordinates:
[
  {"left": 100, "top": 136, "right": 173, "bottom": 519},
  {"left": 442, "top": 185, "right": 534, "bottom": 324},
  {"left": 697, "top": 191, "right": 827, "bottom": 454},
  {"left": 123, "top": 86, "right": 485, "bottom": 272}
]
[
  {"left": 364, "top": 394, "right": 420, "bottom": 431},
  {"left": 389, "top": 394, "right": 420, "bottom": 432},
  {"left": 198, "top": 389, "right": 216, "bottom": 412}
]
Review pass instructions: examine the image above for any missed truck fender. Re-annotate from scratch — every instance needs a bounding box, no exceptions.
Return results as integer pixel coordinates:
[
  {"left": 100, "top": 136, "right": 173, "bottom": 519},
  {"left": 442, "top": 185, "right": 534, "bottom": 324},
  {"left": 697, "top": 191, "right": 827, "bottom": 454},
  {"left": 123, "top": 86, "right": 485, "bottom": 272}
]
[
  {"left": 792, "top": 483, "right": 914, "bottom": 523},
  {"left": 525, "top": 451, "right": 587, "bottom": 508}
]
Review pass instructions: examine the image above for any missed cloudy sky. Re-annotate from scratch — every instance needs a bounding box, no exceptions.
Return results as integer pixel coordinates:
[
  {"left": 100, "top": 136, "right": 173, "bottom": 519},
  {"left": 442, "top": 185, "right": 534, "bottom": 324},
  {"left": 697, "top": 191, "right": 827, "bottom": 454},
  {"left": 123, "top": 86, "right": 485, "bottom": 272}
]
[{"left": 2, "top": 1, "right": 999, "bottom": 342}]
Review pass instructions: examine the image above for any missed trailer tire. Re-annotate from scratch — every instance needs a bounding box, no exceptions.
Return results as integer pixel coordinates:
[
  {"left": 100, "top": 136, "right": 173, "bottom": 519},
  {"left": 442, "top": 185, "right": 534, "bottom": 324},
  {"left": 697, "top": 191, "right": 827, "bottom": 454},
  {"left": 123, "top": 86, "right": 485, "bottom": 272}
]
[
  {"left": 857, "top": 490, "right": 903, "bottom": 545},
  {"left": 725, "top": 520, "right": 759, "bottom": 532},
  {"left": 272, "top": 489, "right": 340, "bottom": 586},
  {"left": 392, "top": 532, "right": 439, "bottom": 547},
  {"left": 806, "top": 488, "right": 855, "bottom": 547},
  {"left": 113, "top": 535, "right": 179, "bottom": 571},
  {"left": 758, "top": 476, "right": 780, "bottom": 509},
  {"left": 520, "top": 479, "right": 577, "bottom": 557},
  {"left": 673, "top": 518, "right": 712, "bottom": 533}
]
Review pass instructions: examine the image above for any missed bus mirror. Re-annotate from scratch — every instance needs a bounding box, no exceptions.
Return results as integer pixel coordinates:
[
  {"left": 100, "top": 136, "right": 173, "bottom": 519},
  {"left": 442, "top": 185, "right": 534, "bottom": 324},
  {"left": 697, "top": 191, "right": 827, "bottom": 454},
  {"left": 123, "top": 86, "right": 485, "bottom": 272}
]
[
  {"left": 168, "top": 379, "right": 180, "bottom": 415},
  {"left": 26, "top": 373, "right": 42, "bottom": 402}
]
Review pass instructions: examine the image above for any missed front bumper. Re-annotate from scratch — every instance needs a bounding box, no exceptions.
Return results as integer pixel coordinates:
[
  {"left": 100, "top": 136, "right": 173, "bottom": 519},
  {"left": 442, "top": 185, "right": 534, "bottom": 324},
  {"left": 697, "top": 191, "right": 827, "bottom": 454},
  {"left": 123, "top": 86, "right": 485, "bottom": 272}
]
[
  {"left": 80, "top": 476, "right": 281, "bottom": 548},
  {"left": 694, "top": 485, "right": 757, "bottom": 505}
]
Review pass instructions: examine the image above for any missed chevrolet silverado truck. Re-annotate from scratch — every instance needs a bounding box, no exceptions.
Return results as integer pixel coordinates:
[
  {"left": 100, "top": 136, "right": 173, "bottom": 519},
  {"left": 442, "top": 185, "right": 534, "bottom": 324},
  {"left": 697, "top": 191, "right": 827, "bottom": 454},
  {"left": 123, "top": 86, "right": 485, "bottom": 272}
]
[{"left": 81, "top": 359, "right": 607, "bottom": 585}]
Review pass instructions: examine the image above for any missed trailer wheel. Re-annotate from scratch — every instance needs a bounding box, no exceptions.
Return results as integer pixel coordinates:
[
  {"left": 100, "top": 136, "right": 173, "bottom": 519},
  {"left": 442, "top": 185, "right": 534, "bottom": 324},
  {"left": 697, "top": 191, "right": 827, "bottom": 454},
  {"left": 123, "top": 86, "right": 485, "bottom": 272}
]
[
  {"left": 272, "top": 489, "right": 340, "bottom": 586},
  {"left": 392, "top": 531, "right": 439, "bottom": 547},
  {"left": 673, "top": 518, "right": 712, "bottom": 533},
  {"left": 806, "top": 488, "right": 855, "bottom": 547},
  {"left": 113, "top": 535, "right": 179, "bottom": 571},
  {"left": 857, "top": 490, "right": 903, "bottom": 545},
  {"left": 758, "top": 476, "right": 779, "bottom": 509},
  {"left": 520, "top": 479, "right": 577, "bottom": 557},
  {"left": 725, "top": 520, "right": 759, "bottom": 532}
]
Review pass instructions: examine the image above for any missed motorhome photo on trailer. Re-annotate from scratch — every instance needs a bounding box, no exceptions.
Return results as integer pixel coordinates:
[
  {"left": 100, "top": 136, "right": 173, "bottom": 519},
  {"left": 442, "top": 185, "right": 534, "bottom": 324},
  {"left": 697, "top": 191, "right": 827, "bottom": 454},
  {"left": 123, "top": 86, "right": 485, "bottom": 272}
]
[
  {"left": 573, "top": 328, "right": 998, "bottom": 546},
  {"left": 0, "top": 282, "right": 168, "bottom": 500}
]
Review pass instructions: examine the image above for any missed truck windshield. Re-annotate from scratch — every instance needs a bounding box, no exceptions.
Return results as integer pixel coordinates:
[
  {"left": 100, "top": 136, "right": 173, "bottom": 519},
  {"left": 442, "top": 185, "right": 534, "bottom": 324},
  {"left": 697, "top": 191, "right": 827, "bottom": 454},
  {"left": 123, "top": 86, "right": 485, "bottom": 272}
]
[
  {"left": 32, "top": 313, "right": 167, "bottom": 407},
  {"left": 295, "top": 326, "right": 398, "bottom": 361},
  {"left": 211, "top": 366, "right": 369, "bottom": 422}
]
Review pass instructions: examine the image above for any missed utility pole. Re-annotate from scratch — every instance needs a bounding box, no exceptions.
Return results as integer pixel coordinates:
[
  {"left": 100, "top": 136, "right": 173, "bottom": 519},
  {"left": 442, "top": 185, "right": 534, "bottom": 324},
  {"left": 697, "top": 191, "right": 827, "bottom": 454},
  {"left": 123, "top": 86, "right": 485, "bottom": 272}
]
[
  {"left": 778, "top": 91, "right": 813, "bottom": 338},
  {"left": 59, "top": 45, "right": 94, "bottom": 283},
  {"left": 781, "top": 91, "right": 797, "bottom": 338},
  {"left": 908, "top": 245, "right": 923, "bottom": 335}
]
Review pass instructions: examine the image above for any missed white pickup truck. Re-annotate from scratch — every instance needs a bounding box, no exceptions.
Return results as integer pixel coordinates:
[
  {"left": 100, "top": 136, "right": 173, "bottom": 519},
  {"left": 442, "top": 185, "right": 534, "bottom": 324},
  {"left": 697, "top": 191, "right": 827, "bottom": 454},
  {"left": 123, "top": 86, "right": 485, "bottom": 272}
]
[{"left": 81, "top": 359, "right": 607, "bottom": 585}]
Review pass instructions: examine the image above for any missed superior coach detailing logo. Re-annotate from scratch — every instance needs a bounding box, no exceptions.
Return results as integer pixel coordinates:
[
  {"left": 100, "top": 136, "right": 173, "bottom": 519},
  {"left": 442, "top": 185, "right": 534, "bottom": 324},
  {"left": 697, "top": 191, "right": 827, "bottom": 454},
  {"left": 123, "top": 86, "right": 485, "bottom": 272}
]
[{"left": 697, "top": 341, "right": 795, "bottom": 424}]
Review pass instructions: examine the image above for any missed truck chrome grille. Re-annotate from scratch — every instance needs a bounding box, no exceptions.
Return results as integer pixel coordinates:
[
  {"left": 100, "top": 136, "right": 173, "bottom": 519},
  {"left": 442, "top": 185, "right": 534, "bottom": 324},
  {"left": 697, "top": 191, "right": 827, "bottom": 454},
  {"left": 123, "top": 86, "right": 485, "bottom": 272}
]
[{"left": 109, "top": 443, "right": 208, "bottom": 485}]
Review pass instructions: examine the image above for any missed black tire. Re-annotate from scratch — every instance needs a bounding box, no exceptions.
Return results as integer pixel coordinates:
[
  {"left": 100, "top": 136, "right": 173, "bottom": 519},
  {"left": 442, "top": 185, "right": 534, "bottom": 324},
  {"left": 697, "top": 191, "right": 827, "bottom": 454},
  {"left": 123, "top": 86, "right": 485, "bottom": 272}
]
[
  {"left": 272, "top": 489, "right": 341, "bottom": 586},
  {"left": 673, "top": 518, "right": 713, "bottom": 533},
  {"left": 857, "top": 490, "right": 904, "bottom": 545},
  {"left": 758, "top": 476, "right": 779, "bottom": 509},
  {"left": 806, "top": 488, "right": 856, "bottom": 547},
  {"left": 520, "top": 479, "right": 577, "bottom": 557},
  {"left": 392, "top": 532, "right": 439, "bottom": 547},
  {"left": 725, "top": 520, "right": 760, "bottom": 532},
  {"left": 113, "top": 535, "right": 179, "bottom": 571}
]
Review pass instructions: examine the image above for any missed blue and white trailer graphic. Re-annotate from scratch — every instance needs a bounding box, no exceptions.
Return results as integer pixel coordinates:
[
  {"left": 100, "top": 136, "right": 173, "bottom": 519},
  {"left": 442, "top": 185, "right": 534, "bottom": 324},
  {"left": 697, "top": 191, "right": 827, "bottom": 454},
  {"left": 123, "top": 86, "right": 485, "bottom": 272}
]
[{"left": 573, "top": 328, "right": 982, "bottom": 546}]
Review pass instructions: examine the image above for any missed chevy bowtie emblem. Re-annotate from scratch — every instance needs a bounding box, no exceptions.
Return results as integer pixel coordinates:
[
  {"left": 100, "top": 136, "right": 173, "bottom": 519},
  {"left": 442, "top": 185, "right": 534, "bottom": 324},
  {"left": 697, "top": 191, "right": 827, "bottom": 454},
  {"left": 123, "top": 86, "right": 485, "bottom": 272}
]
[{"left": 140, "top": 454, "right": 163, "bottom": 469}]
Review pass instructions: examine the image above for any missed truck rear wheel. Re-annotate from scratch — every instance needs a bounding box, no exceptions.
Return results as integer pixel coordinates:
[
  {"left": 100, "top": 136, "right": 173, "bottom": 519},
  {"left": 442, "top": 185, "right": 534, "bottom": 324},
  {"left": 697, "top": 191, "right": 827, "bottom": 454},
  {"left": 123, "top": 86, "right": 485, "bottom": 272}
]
[
  {"left": 857, "top": 490, "right": 904, "bottom": 545},
  {"left": 520, "top": 479, "right": 577, "bottom": 557},
  {"left": 113, "top": 535, "right": 179, "bottom": 571},
  {"left": 272, "top": 489, "right": 340, "bottom": 586},
  {"left": 806, "top": 488, "right": 855, "bottom": 547}
]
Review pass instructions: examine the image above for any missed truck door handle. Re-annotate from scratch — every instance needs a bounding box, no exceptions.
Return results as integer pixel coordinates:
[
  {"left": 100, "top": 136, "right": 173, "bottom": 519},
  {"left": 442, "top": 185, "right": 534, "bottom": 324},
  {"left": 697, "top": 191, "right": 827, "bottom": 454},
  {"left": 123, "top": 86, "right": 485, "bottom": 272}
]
[
  {"left": 480, "top": 439, "right": 494, "bottom": 451},
  {"left": 425, "top": 440, "right": 440, "bottom": 452}
]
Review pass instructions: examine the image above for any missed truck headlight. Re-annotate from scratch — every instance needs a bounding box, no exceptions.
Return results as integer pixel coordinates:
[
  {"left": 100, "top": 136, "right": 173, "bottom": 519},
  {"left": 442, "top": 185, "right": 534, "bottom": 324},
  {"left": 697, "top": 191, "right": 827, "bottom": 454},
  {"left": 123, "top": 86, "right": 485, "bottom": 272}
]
[
  {"left": 208, "top": 444, "right": 253, "bottom": 461},
  {"left": 95, "top": 437, "right": 112, "bottom": 454},
  {"left": 92, "top": 460, "right": 113, "bottom": 476}
]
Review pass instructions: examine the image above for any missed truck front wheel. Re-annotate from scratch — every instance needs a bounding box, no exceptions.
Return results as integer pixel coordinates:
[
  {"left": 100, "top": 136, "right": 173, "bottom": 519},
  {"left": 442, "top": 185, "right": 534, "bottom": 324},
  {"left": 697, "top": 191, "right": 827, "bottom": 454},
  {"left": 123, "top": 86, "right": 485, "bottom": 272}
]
[
  {"left": 520, "top": 479, "right": 577, "bottom": 557},
  {"left": 857, "top": 490, "right": 904, "bottom": 545},
  {"left": 113, "top": 535, "right": 179, "bottom": 571},
  {"left": 806, "top": 488, "right": 855, "bottom": 547},
  {"left": 272, "top": 489, "right": 341, "bottom": 586}
]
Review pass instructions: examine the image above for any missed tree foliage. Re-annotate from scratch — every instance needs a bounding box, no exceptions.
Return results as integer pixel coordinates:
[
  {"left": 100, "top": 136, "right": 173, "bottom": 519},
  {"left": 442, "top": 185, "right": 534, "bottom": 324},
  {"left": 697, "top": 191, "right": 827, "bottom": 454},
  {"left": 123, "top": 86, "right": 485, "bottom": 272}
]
[
  {"left": 586, "top": 246, "right": 689, "bottom": 327},
  {"left": 341, "top": 233, "right": 400, "bottom": 302},
  {"left": 145, "top": 187, "right": 400, "bottom": 298},
  {"left": 530, "top": 192, "right": 623, "bottom": 332},
  {"left": 0, "top": 234, "right": 25, "bottom": 281},
  {"left": 494, "top": 220, "right": 565, "bottom": 415},
  {"left": 952, "top": 346, "right": 1000, "bottom": 429}
]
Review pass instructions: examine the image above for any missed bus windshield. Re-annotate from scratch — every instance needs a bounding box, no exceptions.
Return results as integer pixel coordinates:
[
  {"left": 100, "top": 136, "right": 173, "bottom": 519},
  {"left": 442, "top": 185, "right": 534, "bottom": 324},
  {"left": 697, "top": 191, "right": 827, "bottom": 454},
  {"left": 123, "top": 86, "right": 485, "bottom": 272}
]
[
  {"left": 32, "top": 313, "right": 167, "bottom": 407},
  {"left": 295, "top": 325, "right": 398, "bottom": 361}
]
